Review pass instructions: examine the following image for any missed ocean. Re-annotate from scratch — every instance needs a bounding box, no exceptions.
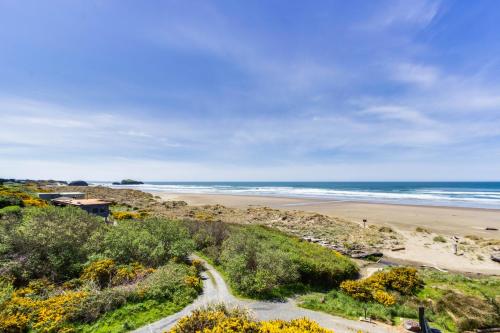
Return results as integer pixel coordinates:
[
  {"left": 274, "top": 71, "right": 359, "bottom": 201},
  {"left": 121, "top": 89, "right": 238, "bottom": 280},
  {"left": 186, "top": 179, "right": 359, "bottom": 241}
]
[{"left": 95, "top": 182, "right": 500, "bottom": 209}]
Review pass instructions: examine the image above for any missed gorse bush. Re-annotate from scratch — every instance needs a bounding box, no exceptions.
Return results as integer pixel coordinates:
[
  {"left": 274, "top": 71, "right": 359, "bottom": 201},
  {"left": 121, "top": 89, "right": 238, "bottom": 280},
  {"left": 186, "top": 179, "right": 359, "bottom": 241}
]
[
  {"left": 0, "top": 185, "right": 47, "bottom": 208},
  {"left": 0, "top": 202, "right": 203, "bottom": 332},
  {"left": 0, "top": 262, "right": 201, "bottom": 332},
  {"left": 340, "top": 267, "right": 422, "bottom": 305},
  {"left": 168, "top": 304, "right": 334, "bottom": 333}
]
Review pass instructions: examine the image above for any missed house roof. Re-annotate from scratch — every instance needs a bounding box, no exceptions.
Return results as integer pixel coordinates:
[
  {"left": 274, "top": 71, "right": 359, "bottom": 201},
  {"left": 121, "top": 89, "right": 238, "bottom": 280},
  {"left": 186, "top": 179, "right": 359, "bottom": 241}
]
[{"left": 52, "top": 198, "right": 112, "bottom": 206}]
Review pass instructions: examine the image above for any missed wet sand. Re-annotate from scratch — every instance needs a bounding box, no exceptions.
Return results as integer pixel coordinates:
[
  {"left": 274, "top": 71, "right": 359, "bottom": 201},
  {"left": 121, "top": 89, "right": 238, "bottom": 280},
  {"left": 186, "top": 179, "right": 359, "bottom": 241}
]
[{"left": 155, "top": 192, "right": 500, "bottom": 239}]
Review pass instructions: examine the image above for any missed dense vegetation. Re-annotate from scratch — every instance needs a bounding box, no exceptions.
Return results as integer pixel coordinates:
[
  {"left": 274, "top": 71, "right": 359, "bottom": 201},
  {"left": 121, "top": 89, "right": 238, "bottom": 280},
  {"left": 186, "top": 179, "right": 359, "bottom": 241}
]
[
  {"left": 2, "top": 184, "right": 497, "bottom": 333},
  {"left": 0, "top": 184, "right": 359, "bottom": 331},
  {"left": 185, "top": 220, "right": 358, "bottom": 299},
  {"left": 299, "top": 268, "right": 500, "bottom": 332},
  {"left": 168, "top": 304, "right": 333, "bottom": 333},
  {"left": 0, "top": 189, "right": 200, "bottom": 333}
]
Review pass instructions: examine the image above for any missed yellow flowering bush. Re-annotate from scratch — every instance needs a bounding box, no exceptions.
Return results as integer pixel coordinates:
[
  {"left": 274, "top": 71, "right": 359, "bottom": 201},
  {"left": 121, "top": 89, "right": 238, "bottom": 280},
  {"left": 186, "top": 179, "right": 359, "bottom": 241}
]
[
  {"left": 112, "top": 211, "right": 141, "bottom": 220},
  {"left": 168, "top": 305, "right": 334, "bottom": 333},
  {"left": 372, "top": 290, "right": 396, "bottom": 306},
  {"left": 81, "top": 259, "right": 116, "bottom": 288},
  {"left": 340, "top": 267, "right": 422, "bottom": 306},
  {"left": 22, "top": 198, "right": 48, "bottom": 207},
  {"left": 339, "top": 280, "right": 372, "bottom": 301},
  {"left": 194, "top": 211, "right": 216, "bottom": 222},
  {"left": 1, "top": 185, "right": 47, "bottom": 208},
  {"left": 112, "top": 262, "right": 154, "bottom": 286},
  {"left": 259, "top": 318, "right": 334, "bottom": 333},
  {"left": 184, "top": 275, "right": 202, "bottom": 290},
  {"left": 191, "top": 259, "right": 204, "bottom": 273},
  {"left": 0, "top": 290, "right": 88, "bottom": 333}
]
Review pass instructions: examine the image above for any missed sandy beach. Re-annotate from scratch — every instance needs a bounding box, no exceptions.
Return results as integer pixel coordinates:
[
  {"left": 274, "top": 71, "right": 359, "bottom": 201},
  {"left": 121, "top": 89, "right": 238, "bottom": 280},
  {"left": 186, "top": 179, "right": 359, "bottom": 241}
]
[
  {"left": 151, "top": 192, "right": 500, "bottom": 275},
  {"left": 154, "top": 192, "right": 500, "bottom": 239}
]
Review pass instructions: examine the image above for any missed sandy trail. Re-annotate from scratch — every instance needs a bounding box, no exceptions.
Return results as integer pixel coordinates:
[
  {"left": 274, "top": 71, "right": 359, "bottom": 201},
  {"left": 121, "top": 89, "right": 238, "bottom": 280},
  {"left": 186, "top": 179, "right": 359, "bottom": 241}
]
[{"left": 133, "top": 258, "right": 398, "bottom": 333}]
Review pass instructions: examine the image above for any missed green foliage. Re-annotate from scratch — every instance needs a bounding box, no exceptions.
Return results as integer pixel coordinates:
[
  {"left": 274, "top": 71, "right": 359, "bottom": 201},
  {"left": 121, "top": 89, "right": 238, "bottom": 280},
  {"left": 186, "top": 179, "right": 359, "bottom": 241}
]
[
  {"left": 299, "top": 290, "right": 416, "bottom": 324},
  {"left": 1, "top": 206, "right": 105, "bottom": 283},
  {"left": 197, "top": 224, "right": 357, "bottom": 299},
  {"left": 81, "top": 259, "right": 117, "bottom": 289},
  {"left": 220, "top": 230, "right": 300, "bottom": 297},
  {"left": 99, "top": 218, "right": 194, "bottom": 266},
  {"left": 0, "top": 196, "right": 23, "bottom": 209},
  {"left": 0, "top": 205, "right": 22, "bottom": 218},
  {"left": 74, "top": 262, "right": 200, "bottom": 331},
  {"left": 433, "top": 235, "right": 447, "bottom": 243},
  {"left": 301, "top": 270, "right": 500, "bottom": 332},
  {"left": 75, "top": 299, "right": 185, "bottom": 333},
  {"left": 138, "top": 263, "right": 199, "bottom": 301}
]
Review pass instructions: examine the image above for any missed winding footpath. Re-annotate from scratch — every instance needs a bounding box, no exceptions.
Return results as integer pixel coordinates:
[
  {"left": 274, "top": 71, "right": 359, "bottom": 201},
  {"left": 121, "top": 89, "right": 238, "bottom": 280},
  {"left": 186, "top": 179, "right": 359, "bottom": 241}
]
[{"left": 133, "top": 259, "right": 398, "bottom": 333}]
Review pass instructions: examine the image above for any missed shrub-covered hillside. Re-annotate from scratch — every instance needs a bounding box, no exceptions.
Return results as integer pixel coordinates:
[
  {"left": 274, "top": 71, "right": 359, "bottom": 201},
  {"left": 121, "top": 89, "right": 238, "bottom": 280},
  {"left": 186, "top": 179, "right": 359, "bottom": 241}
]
[
  {"left": 185, "top": 220, "right": 358, "bottom": 299},
  {"left": 0, "top": 204, "right": 201, "bottom": 332}
]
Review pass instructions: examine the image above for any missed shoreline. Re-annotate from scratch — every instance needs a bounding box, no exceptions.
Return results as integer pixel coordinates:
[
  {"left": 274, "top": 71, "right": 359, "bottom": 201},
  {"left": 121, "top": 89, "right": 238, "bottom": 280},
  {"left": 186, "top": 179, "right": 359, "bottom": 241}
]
[
  {"left": 149, "top": 191, "right": 500, "bottom": 239},
  {"left": 147, "top": 191, "right": 500, "bottom": 275}
]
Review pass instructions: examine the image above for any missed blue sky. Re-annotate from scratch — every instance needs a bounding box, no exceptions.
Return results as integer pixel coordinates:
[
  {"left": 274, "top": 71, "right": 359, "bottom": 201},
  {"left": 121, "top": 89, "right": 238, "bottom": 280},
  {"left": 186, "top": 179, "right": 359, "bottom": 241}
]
[{"left": 1, "top": 0, "right": 500, "bottom": 181}]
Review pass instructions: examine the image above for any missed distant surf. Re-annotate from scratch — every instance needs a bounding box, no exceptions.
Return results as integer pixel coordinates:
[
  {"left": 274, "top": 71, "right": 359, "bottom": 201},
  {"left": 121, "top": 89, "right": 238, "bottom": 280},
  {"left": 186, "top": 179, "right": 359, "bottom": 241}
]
[{"left": 94, "top": 182, "right": 500, "bottom": 209}]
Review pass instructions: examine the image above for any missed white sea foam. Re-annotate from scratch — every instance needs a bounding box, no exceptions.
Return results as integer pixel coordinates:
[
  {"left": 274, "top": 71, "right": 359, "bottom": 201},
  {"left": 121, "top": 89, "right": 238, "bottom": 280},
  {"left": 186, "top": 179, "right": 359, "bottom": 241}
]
[{"left": 92, "top": 183, "right": 500, "bottom": 209}]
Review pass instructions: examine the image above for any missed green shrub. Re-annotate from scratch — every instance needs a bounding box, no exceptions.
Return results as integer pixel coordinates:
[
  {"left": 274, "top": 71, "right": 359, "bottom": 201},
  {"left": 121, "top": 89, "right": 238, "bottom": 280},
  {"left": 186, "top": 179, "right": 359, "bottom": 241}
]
[
  {"left": 433, "top": 235, "right": 447, "bottom": 243},
  {"left": 0, "top": 205, "right": 21, "bottom": 218},
  {"left": 99, "top": 218, "right": 194, "bottom": 267},
  {"left": 202, "top": 225, "right": 357, "bottom": 298},
  {"left": 137, "top": 262, "right": 199, "bottom": 302},
  {"left": 1, "top": 206, "right": 106, "bottom": 283},
  {"left": 0, "top": 195, "right": 23, "bottom": 209},
  {"left": 299, "top": 290, "right": 416, "bottom": 324}
]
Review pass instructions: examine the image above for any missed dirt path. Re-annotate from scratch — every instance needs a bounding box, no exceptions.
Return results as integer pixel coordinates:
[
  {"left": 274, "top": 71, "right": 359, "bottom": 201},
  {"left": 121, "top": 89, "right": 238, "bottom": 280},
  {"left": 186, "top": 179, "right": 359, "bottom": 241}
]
[{"left": 133, "top": 258, "right": 399, "bottom": 333}]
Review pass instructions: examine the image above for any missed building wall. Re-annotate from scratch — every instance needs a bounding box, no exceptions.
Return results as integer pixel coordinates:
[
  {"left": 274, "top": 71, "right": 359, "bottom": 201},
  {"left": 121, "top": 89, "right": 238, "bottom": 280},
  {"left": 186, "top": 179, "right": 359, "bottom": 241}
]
[{"left": 80, "top": 204, "right": 109, "bottom": 218}]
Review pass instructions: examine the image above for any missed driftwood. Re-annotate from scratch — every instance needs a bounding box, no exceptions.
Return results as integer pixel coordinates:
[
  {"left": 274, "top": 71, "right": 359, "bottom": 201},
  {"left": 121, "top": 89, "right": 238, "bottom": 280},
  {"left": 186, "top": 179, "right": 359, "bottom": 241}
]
[
  {"left": 350, "top": 251, "right": 383, "bottom": 259},
  {"left": 391, "top": 246, "right": 406, "bottom": 251},
  {"left": 485, "top": 227, "right": 498, "bottom": 231},
  {"left": 491, "top": 253, "right": 500, "bottom": 263}
]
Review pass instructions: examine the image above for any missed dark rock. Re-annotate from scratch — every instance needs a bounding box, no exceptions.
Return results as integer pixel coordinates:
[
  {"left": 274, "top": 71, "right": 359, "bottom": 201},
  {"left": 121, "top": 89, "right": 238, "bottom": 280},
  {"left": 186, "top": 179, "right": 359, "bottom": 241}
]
[
  {"left": 491, "top": 253, "right": 500, "bottom": 263},
  {"left": 486, "top": 227, "right": 498, "bottom": 231},
  {"left": 404, "top": 319, "right": 420, "bottom": 332},
  {"left": 117, "top": 179, "right": 144, "bottom": 185},
  {"left": 68, "top": 180, "right": 88, "bottom": 186}
]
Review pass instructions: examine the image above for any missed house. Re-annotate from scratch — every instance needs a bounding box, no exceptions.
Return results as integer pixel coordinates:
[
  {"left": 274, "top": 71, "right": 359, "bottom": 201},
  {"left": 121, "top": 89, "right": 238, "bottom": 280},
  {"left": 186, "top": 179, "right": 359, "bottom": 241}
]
[
  {"left": 52, "top": 197, "right": 111, "bottom": 220},
  {"left": 38, "top": 192, "right": 85, "bottom": 200}
]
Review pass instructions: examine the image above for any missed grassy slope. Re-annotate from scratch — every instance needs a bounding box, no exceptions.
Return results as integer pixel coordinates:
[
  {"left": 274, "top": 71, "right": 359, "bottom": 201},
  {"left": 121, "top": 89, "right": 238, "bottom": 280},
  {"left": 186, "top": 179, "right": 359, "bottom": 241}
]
[
  {"left": 74, "top": 299, "right": 188, "bottom": 333},
  {"left": 298, "top": 270, "right": 500, "bottom": 333},
  {"left": 199, "top": 224, "right": 358, "bottom": 300}
]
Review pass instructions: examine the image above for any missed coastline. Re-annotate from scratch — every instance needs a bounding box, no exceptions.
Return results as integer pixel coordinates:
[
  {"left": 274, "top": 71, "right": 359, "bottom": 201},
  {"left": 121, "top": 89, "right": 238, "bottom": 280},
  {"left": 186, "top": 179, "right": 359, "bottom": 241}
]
[
  {"left": 149, "top": 191, "right": 500, "bottom": 239},
  {"left": 146, "top": 191, "right": 500, "bottom": 275}
]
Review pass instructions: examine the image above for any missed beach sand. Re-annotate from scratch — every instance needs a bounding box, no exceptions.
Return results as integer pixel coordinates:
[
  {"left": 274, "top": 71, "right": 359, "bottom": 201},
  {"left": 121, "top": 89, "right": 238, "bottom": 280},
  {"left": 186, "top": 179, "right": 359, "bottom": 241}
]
[
  {"left": 153, "top": 192, "right": 500, "bottom": 275},
  {"left": 156, "top": 192, "right": 500, "bottom": 238}
]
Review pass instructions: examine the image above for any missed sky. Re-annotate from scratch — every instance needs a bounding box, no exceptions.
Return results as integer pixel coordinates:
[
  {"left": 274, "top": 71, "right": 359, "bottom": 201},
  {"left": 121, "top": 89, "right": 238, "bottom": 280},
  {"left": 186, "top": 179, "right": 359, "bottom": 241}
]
[{"left": 1, "top": 0, "right": 500, "bottom": 181}]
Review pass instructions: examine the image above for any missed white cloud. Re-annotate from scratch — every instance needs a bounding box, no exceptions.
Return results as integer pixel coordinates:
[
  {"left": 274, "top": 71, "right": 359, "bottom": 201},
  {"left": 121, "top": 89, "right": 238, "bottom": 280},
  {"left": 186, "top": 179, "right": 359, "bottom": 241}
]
[
  {"left": 391, "top": 63, "right": 440, "bottom": 87},
  {"left": 370, "top": 0, "right": 441, "bottom": 28},
  {"left": 359, "top": 105, "right": 435, "bottom": 125}
]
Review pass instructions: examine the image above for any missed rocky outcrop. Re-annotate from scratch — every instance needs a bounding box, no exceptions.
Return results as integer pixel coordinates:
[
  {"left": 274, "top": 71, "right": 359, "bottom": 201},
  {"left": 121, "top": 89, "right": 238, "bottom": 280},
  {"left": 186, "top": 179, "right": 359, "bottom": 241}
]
[
  {"left": 113, "top": 179, "right": 144, "bottom": 185},
  {"left": 68, "top": 180, "right": 88, "bottom": 186}
]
